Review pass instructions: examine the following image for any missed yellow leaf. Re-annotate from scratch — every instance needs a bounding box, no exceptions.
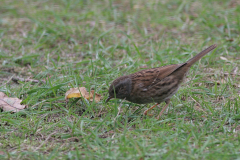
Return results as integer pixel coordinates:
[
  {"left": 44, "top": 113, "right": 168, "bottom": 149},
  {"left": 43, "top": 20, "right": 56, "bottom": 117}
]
[
  {"left": 65, "top": 87, "right": 101, "bottom": 103},
  {"left": 66, "top": 93, "right": 82, "bottom": 99}
]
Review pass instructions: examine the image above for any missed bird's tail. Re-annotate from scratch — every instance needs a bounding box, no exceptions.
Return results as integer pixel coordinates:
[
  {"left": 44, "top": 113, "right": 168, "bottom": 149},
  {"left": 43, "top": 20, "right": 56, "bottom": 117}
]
[{"left": 186, "top": 44, "right": 217, "bottom": 67}]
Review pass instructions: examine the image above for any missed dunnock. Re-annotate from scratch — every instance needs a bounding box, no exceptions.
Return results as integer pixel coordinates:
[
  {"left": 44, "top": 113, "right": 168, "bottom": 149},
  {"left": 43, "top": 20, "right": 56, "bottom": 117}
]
[{"left": 106, "top": 44, "right": 217, "bottom": 119}]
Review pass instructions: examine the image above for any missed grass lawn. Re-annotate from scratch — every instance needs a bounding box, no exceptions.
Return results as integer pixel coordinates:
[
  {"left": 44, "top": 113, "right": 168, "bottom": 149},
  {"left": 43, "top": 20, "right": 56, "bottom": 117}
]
[{"left": 0, "top": 0, "right": 240, "bottom": 159}]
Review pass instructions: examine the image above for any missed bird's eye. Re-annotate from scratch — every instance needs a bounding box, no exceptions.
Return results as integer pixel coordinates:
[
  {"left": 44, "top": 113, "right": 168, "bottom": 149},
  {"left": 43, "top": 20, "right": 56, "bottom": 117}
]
[{"left": 112, "top": 87, "right": 121, "bottom": 94}]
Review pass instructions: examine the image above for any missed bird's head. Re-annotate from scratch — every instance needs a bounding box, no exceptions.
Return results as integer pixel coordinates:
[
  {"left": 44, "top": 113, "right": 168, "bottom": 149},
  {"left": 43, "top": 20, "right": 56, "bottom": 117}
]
[{"left": 105, "top": 76, "right": 132, "bottom": 103}]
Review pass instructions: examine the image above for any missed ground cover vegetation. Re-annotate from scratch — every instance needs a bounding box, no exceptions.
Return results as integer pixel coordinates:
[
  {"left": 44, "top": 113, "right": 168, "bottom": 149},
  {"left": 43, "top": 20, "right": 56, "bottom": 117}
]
[{"left": 0, "top": 0, "right": 240, "bottom": 159}]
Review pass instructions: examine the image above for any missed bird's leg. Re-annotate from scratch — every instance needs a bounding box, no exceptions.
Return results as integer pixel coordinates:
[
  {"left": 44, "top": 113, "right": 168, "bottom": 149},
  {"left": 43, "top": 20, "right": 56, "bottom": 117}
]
[
  {"left": 143, "top": 103, "right": 159, "bottom": 116},
  {"left": 156, "top": 99, "right": 170, "bottom": 120}
]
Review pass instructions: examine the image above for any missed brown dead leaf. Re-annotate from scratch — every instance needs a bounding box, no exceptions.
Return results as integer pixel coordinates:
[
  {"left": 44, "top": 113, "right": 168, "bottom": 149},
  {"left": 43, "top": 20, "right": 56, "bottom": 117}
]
[
  {"left": 0, "top": 150, "right": 5, "bottom": 155},
  {"left": 0, "top": 92, "right": 27, "bottom": 112},
  {"left": 65, "top": 87, "right": 101, "bottom": 103},
  {"left": 226, "top": 38, "right": 234, "bottom": 42},
  {"left": 89, "top": 90, "right": 101, "bottom": 102}
]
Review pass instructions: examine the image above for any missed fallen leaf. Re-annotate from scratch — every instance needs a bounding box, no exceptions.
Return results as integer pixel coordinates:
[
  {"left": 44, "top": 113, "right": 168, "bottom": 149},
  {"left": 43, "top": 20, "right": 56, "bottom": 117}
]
[
  {"left": 140, "top": 65, "right": 148, "bottom": 69},
  {"left": 89, "top": 90, "right": 101, "bottom": 102},
  {"left": 65, "top": 87, "right": 101, "bottom": 103},
  {"left": 0, "top": 92, "right": 27, "bottom": 112},
  {"left": 220, "top": 56, "right": 228, "bottom": 61},
  {"left": 65, "top": 87, "right": 89, "bottom": 99},
  {"left": 231, "top": 67, "right": 239, "bottom": 76},
  {"left": 0, "top": 150, "right": 5, "bottom": 155},
  {"left": 226, "top": 38, "right": 234, "bottom": 42}
]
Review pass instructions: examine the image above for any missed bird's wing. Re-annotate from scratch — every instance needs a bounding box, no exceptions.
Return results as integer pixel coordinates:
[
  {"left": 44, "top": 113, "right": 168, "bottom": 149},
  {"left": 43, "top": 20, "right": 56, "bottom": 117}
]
[{"left": 131, "top": 63, "right": 186, "bottom": 91}]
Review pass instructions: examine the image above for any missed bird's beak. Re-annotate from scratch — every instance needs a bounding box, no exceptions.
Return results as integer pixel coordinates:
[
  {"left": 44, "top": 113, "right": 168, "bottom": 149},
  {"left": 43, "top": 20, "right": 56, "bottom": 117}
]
[{"left": 105, "top": 96, "right": 112, "bottom": 103}]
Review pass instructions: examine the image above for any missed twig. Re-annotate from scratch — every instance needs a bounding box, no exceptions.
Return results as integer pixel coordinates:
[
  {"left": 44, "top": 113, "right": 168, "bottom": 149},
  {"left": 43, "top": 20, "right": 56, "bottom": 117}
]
[
  {"left": 223, "top": 72, "right": 240, "bottom": 76},
  {"left": 190, "top": 96, "right": 208, "bottom": 115},
  {"left": 1, "top": 75, "right": 14, "bottom": 86},
  {"left": 113, "top": 100, "right": 124, "bottom": 122},
  {"left": 111, "top": 100, "right": 124, "bottom": 139},
  {"left": 34, "top": 131, "right": 57, "bottom": 151},
  {"left": 97, "top": 107, "right": 103, "bottom": 117},
  {"left": 31, "top": 100, "right": 47, "bottom": 108},
  {"left": 12, "top": 77, "right": 46, "bottom": 84}
]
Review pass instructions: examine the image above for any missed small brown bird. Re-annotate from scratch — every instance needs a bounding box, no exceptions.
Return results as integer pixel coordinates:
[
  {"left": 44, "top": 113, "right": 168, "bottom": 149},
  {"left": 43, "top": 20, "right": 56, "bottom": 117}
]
[{"left": 106, "top": 44, "right": 217, "bottom": 119}]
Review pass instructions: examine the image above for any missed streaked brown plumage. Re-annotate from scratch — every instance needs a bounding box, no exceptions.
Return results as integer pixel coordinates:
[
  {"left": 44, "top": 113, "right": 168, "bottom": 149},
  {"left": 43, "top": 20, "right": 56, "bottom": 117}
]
[{"left": 106, "top": 44, "right": 217, "bottom": 119}]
